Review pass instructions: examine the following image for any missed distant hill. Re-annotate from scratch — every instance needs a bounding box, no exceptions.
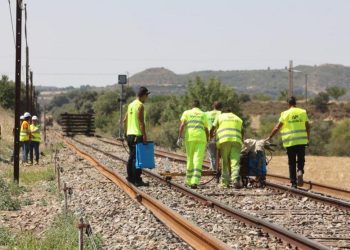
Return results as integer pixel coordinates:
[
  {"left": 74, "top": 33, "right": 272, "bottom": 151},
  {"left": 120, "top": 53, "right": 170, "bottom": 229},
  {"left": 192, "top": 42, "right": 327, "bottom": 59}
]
[{"left": 128, "top": 64, "right": 350, "bottom": 97}]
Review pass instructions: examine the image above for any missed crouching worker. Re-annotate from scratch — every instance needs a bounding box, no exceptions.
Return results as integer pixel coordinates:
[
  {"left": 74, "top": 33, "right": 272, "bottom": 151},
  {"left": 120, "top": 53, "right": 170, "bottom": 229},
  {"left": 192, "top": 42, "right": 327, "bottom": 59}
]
[
  {"left": 178, "top": 100, "right": 209, "bottom": 189},
  {"left": 210, "top": 106, "right": 243, "bottom": 188}
]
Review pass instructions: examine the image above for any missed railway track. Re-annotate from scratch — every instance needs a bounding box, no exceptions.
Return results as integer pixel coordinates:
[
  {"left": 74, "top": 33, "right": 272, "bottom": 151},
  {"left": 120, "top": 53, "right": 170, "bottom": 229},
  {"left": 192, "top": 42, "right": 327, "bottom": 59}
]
[
  {"left": 97, "top": 137, "right": 350, "bottom": 207},
  {"left": 64, "top": 135, "right": 350, "bottom": 250},
  {"left": 63, "top": 137, "right": 231, "bottom": 250}
]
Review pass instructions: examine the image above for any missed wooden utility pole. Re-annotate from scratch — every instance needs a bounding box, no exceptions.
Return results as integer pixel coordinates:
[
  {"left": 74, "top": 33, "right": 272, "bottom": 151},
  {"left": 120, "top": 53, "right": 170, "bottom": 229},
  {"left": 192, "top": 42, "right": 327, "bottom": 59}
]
[
  {"left": 25, "top": 4, "right": 29, "bottom": 110},
  {"left": 288, "top": 60, "right": 293, "bottom": 97},
  {"left": 305, "top": 74, "right": 308, "bottom": 104},
  {"left": 30, "top": 71, "right": 33, "bottom": 114},
  {"left": 14, "top": 0, "right": 23, "bottom": 183}
]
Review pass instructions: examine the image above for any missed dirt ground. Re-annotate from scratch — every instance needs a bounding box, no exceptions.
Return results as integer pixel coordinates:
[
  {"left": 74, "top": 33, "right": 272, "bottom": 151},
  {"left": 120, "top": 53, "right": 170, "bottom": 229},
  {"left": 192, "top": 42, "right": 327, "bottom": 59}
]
[{"left": 268, "top": 155, "right": 350, "bottom": 190}]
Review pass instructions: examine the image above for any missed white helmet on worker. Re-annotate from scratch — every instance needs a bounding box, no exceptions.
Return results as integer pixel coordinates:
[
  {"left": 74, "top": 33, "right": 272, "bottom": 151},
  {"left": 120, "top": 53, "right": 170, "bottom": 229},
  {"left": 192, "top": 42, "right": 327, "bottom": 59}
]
[
  {"left": 23, "top": 112, "right": 31, "bottom": 118},
  {"left": 32, "top": 115, "right": 38, "bottom": 120}
]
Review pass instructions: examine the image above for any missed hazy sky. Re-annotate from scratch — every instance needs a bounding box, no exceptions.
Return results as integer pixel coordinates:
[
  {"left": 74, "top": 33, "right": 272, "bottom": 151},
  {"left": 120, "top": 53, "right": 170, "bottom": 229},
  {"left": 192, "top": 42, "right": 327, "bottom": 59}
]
[{"left": 1, "top": 0, "right": 350, "bottom": 87}]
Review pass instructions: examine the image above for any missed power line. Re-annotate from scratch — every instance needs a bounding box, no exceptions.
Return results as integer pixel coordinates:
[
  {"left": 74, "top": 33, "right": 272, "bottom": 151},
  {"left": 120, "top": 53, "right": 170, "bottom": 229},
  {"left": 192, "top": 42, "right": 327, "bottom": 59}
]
[{"left": 7, "top": 0, "right": 16, "bottom": 47}]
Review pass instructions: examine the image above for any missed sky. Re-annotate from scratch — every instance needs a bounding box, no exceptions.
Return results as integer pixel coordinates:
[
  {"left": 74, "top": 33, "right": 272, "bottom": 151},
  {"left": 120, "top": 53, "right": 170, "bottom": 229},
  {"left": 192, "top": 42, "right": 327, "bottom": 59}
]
[{"left": 1, "top": 0, "right": 350, "bottom": 87}]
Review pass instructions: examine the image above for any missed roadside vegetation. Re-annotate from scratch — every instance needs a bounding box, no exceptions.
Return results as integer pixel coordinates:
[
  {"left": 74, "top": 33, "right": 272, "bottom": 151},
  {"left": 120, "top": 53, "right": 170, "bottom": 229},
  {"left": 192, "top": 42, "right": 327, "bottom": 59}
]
[
  {"left": 42, "top": 75, "right": 350, "bottom": 155},
  {"left": 0, "top": 212, "right": 102, "bottom": 249},
  {"left": 2, "top": 74, "right": 350, "bottom": 156}
]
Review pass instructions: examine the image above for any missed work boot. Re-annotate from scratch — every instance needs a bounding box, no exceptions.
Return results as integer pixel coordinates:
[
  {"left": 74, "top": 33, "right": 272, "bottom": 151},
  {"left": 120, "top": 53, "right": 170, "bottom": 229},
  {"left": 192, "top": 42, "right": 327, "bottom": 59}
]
[
  {"left": 135, "top": 181, "right": 149, "bottom": 187},
  {"left": 190, "top": 184, "right": 198, "bottom": 189},
  {"left": 291, "top": 183, "right": 297, "bottom": 188},
  {"left": 297, "top": 170, "right": 304, "bottom": 187},
  {"left": 232, "top": 179, "right": 241, "bottom": 189}
]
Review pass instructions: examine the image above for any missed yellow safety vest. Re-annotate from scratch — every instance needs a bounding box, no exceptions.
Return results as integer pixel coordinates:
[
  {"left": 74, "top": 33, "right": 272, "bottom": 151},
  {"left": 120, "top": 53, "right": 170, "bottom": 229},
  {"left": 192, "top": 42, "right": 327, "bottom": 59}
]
[
  {"left": 127, "top": 99, "right": 146, "bottom": 136},
  {"left": 206, "top": 110, "right": 221, "bottom": 131},
  {"left": 181, "top": 108, "right": 208, "bottom": 142},
  {"left": 214, "top": 112, "right": 243, "bottom": 146},
  {"left": 30, "top": 124, "right": 41, "bottom": 142},
  {"left": 20, "top": 121, "right": 30, "bottom": 142},
  {"left": 279, "top": 107, "right": 308, "bottom": 148}
]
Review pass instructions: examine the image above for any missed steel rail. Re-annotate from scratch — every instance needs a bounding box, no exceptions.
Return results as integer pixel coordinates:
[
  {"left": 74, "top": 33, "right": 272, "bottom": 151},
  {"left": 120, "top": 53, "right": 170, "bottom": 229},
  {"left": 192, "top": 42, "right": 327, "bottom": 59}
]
[
  {"left": 97, "top": 137, "right": 350, "bottom": 206},
  {"left": 63, "top": 138, "right": 231, "bottom": 250},
  {"left": 73, "top": 138, "right": 330, "bottom": 250}
]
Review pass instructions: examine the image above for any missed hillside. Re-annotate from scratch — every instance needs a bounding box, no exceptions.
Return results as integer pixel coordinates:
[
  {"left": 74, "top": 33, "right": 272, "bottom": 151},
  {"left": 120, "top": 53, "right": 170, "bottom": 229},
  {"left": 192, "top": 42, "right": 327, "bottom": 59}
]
[{"left": 128, "top": 64, "right": 350, "bottom": 97}]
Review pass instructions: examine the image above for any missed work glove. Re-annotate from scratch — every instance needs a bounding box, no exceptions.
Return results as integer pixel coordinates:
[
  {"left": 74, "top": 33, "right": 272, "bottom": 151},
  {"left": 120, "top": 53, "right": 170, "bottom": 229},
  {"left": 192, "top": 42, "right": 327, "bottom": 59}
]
[{"left": 176, "top": 138, "right": 183, "bottom": 147}]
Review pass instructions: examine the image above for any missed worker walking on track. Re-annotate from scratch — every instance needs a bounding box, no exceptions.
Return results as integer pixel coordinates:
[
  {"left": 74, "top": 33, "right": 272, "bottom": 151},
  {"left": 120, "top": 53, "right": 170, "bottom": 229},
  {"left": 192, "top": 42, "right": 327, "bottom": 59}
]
[
  {"left": 267, "top": 96, "right": 310, "bottom": 188},
  {"left": 178, "top": 100, "right": 209, "bottom": 189},
  {"left": 124, "top": 86, "right": 150, "bottom": 187},
  {"left": 205, "top": 101, "right": 222, "bottom": 171},
  {"left": 20, "top": 112, "right": 31, "bottom": 164},
  {"left": 211, "top": 106, "right": 243, "bottom": 188},
  {"left": 30, "top": 116, "right": 41, "bottom": 165}
]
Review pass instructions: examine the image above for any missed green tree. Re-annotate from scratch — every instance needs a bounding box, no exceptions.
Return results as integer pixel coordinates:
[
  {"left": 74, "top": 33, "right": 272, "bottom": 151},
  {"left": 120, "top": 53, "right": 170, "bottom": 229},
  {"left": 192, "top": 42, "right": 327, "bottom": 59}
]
[
  {"left": 312, "top": 92, "right": 329, "bottom": 113},
  {"left": 94, "top": 90, "right": 120, "bottom": 115},
  {"left": 278, "top": 89, "right": 288, "bottom": 101},
  {"left": 325, "top": 86, "right": 347, "bottom": 100},
  {"left": 328, "top": 119, "right": 350, "bottom": 156},
  {"left": 308, "top": 121, "right": 332, "bottom": 155},
  {"left": 184, "top": 77, "right": 242, "bottom": 115},
  {"left": 0, "top": 75, "right": 15, "bottom": 109},
  {"left": 47, "top": 95, "right": 69, "bottom": 111}
]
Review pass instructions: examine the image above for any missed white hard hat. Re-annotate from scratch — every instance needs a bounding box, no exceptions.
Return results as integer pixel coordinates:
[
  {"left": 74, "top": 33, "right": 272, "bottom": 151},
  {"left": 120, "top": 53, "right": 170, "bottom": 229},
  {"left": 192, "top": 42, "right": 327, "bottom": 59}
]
[
  {"left": 23, "top": 112, "right": 31, "bottom": 118},
  {"left": 20, "top": 115, "right": 24, "bottom": 120},
  {"left": 32, "top": 116, "right": 38, "bottom": 120}
]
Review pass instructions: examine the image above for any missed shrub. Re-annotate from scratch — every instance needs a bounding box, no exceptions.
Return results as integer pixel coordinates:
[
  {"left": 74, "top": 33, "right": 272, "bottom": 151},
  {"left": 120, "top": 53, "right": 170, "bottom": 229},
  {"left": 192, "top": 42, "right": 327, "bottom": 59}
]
[
  {"left": 327, "top": 119, "right": 350, "bottom": 156},
  {"left": 312, "top": 92, "right": 329, "bottom": 113}
]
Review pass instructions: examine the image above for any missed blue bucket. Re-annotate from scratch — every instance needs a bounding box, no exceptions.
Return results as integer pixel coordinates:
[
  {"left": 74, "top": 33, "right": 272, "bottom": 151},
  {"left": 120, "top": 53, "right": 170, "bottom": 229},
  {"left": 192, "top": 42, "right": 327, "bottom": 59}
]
[{"left": 135, "top": 142, "right": 155, "bottom": 169}]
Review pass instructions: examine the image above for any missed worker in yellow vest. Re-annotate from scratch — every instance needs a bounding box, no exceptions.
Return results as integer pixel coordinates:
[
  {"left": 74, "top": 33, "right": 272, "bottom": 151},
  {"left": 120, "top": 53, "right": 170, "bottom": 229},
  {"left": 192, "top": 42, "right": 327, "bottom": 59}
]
[
  {"left": 20, "top": 112, "right": 31, "bottom": 164},
  {"left": 124, "top": 86, "right": 150, "bottom": 187},
  {"left": 205, "top": 101, "right": 222, "bottom": 171},
  {"left": 211, "top": 106, "right": 243, "bottom": 188},
  {"left": 30, "top": 116, "right": 41, "bottom": 165},
  {"left": 267, "top": 96, "right": 310, "bottom": 188},
  {"left": 178, "top": 100, "right": 209, "bottom": 189}
]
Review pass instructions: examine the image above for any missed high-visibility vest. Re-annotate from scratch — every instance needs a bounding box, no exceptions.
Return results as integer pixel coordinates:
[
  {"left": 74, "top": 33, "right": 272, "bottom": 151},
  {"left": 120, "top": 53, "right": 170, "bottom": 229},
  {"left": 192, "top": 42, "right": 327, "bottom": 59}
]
[
  {"left": 206, "top": 110, "right": 221, "bottom": 131},
  {"left": 30, "top": 124, "right": 41, "bottom": 142},
  {"left": 181, "top": 108, "right": 208, "bottom": 142},
  {"left": 214, "top": 112, "right": 243, "bottom": 146},
  {"left": 20, "top": 121, "right": 30, "bottom": 142},
  {"left": 127, "top": 99, "right": 146, "bottom": 136},
  {"left": 279, "top": 107, "right": 308, "bottom": 147}
]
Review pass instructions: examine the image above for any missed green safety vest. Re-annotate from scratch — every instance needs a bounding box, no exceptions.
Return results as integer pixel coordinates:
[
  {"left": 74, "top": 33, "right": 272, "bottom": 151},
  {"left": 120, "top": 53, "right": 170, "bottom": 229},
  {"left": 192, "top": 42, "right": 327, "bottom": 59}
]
[
  {"left": 206, "top": 110, "right": 221, "bottom": 131},
  {"left": 279, "top": 107, "right": 308, "bottom": 148},
  {"left": 20, "top": 121, "right": 30, "bottom": 142},
  {"left": 30, "top": 124, "right": 41, "bottom": 142},
  {"left": 181, "top": 108, "right": 208, "bottom": 142},
  {"left": 214, "top": 112, "right": 243, "bottom": 146},
  {"left": 127, "top": 99, "right": 146, "bottom": 136}
]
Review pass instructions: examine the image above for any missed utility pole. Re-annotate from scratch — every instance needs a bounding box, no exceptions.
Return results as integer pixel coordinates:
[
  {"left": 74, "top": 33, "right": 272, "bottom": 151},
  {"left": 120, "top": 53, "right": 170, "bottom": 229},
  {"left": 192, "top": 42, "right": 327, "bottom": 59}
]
[
  {"left": 30, "top": 71, "right": 33, "bottom": 115},
  {"left": 305, "top": 74, "right": 308, "bottom": 104},
  {"left": 14, "top": 0, "right": 23, "bottom": 183},
  {"left": 25, "top": 4, "right": 29, "bottom": 110},
  {"left": 118, "top": 75, "right": 127, "bottom": 138},
  {"left": 288, "top": 60, "right": 293, "bottom": 97}
]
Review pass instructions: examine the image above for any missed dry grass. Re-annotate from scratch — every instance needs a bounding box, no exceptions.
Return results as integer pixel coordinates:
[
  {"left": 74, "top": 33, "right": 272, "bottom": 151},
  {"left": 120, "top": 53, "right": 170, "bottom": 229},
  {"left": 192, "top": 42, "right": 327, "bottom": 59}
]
[
  {"left": 268, "top": 155, "right": 350, "bottom": 190},
  {"left": 0, "top": 107, "right": 14, "bottom": 143}
]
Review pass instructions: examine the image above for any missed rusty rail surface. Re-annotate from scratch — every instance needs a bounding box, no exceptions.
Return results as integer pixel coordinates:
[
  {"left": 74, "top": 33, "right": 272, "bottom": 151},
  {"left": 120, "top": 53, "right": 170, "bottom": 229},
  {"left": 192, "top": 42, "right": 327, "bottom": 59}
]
[
  {"left": 97, "top": 137, "right": 350, "bottom": 204},
  {"left": 74, "top": 138, "right": 330, "bottom": 250},
  {"left": 63, "top": 138, "right": 231, "bottom": 250}
]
